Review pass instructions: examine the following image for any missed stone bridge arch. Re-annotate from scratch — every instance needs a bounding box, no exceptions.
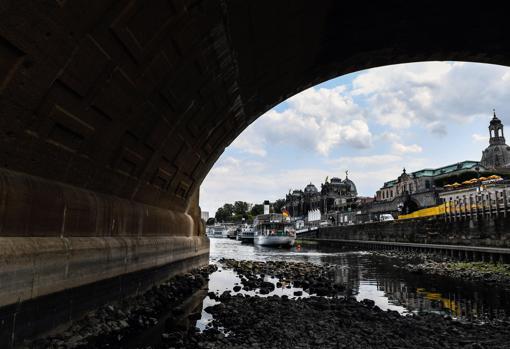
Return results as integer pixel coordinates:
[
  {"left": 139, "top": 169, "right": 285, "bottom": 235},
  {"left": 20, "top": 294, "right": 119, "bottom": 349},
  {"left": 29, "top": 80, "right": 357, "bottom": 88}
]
[{"left": 1, "top": 1, "right": 510, "bottom": 344}]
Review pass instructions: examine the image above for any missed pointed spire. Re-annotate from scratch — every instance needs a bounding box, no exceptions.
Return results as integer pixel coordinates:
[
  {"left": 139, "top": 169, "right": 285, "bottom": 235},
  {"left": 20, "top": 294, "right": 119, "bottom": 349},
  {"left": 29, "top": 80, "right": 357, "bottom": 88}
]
[{"left": 493, "top": 109, "right": 497, "bottom": 119}]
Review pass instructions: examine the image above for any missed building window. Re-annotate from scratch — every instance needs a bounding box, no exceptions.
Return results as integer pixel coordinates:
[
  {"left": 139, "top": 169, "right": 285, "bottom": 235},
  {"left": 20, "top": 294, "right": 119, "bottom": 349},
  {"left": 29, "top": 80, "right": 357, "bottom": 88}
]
[{"left": 425, "top": 180, "right": 431, "bottom": 189}]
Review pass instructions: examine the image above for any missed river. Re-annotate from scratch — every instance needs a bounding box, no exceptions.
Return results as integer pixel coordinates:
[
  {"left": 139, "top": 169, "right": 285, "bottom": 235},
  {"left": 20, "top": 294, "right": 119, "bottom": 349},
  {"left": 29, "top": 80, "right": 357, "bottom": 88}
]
[{"left": 198, "top": 238, "right": 510, "bottom": 328}]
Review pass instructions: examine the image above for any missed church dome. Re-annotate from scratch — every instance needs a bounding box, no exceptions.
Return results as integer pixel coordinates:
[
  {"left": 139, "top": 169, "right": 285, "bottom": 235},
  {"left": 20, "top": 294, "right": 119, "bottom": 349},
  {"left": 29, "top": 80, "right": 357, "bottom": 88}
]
[
  {"left": 481, "top": 144, "right": 510, "bottom": 168},
  {"left": 330, "top": 177, "right": 342, "bottom": 184},
  {"left": 343, "top": 178, "right": 358, "bottom": 195},
  {"left": 304, "top": 183, "right": 318, "bottom": 194}
]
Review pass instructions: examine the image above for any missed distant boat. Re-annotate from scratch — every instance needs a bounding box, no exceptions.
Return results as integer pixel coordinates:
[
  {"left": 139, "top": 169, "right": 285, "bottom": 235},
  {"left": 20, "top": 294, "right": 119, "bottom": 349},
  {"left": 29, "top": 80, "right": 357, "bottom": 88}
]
[
  {"left": 239, "top": 224, "right": 254, "bottom": 243},
  {"left": 206, "top": 224, "right": 228, "bottom": 238},
  {"left": 226, "top": 226, "right": 237, "bottom": 239},
  {"left": 253, "top": 213, "right": 295, "bottom": 247}
]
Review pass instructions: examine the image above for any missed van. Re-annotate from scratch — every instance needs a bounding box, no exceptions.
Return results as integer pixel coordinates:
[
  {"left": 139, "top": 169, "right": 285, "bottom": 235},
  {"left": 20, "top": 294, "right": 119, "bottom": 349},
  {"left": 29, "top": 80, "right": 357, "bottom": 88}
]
[{"left": 379, "top": 214, "right": 394, "bottom": 221}]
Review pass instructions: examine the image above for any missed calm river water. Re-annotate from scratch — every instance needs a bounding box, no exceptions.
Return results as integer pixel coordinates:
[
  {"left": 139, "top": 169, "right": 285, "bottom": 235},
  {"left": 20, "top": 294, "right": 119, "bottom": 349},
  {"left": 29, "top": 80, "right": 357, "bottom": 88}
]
[{"left": 199, "top": 238, "right": 510, "bottom": 327}]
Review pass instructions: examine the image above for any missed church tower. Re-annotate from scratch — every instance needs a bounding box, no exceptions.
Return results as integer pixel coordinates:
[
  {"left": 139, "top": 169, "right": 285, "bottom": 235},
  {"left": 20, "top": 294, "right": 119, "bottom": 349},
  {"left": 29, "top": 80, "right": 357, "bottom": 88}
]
[
  {"left": 481, "top": 110, "right": 510, "bottom": 169},
  {"left": 489, "top": 109, "right": 505, "bottom": 145}
]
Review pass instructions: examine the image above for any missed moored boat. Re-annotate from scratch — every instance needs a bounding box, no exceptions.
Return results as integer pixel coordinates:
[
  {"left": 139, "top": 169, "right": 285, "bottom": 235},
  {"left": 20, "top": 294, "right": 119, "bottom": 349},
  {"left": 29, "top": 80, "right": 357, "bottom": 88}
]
[
  {"left": 206, "top": 224, "right": 228, "bottom": 238},
  {"left": 239, "top": 224, "right": 254, "bottom": 243},
  {"left": 253, "top": 213, "right": 295, "bottom": 247}
]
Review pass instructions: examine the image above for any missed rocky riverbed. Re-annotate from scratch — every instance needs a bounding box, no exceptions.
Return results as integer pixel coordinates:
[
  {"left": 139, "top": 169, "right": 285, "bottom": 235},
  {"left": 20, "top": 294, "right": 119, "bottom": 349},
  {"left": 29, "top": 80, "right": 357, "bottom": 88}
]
[
  {"left": 171, "top": 293, "right": 510, "bottom": 349},
  {"left": 159, "top": 258, "right": 510, "bottom": 349},
  {"left": 217, "top": 258, "right": 347, "bottom": 296},
  {"left": 371, "top": 250, "right": 510, "bottom": 286},
  {"left": 26, "top": 257, "right": 510, "bottom": 349},
  {"left": 25, "top": 265, "right": 217, "bottom": 349}
]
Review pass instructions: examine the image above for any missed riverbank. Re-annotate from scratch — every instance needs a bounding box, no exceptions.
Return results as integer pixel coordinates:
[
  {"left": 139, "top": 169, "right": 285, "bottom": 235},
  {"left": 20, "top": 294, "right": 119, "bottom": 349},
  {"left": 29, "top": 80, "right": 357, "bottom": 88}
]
[
  {"left": 187, "top": 293, "right": 510, "bottom": 349},
  {"left": 25, "top": 239, "right": 510, "bottom": 348},
  {"left": 26, "top": 265, "right": 217, "bottom": 349},
  {"left": 371, "top": 250, "right": 510, "bottom": 286},
  {"left": 218, "top": 258, "right": 347, "bottom": 296},
  {"left": 163, "top": 258, "right": 510, "bottom": 348}
]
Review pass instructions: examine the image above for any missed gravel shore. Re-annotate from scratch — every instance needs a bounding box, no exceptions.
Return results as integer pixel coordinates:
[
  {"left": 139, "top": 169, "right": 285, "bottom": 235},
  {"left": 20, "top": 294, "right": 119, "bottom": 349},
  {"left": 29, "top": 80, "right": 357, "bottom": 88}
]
[
  {"left": 371, "top": 250, "right": 510, "bottom": 286},
  {"left": 26, "top": 265, "right": 217, "bottom": 349},
  {"left": 27, "top": 257, "right": 510, "bottom": 349}
]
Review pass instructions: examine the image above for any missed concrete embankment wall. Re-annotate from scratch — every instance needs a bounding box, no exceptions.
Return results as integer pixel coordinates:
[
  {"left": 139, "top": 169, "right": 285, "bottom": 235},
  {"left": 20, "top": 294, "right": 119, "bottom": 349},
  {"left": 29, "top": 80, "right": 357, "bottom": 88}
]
[
  {"left": 315, "top": 215, "right": 510, "bottom": 248},
  {"left": 0, "top": 169, "right": 209, "bottom": 347}
]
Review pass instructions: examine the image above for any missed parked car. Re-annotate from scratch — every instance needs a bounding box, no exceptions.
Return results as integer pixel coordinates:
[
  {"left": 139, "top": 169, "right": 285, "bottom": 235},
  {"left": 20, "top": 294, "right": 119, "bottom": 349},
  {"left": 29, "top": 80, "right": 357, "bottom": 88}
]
[{"left": 379, "top": 214, "right": 395, "bottom": 221}]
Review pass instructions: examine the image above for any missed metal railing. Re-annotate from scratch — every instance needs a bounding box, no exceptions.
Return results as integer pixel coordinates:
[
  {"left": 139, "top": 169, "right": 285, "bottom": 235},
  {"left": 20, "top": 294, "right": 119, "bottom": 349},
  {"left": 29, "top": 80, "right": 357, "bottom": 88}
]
[{"left": 444, "top": 189, "right": 510, "bottom": 221}]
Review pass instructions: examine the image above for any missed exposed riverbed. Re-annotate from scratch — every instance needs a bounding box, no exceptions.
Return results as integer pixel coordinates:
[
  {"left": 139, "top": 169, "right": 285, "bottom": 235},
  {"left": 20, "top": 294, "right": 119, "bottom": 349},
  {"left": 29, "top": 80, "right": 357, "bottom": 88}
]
[
  {"left": 29, "top": 238, "right": 510, "bottom": 348},
  {"left": 206, "top": 239, "right": 510, "bottom": 321}
]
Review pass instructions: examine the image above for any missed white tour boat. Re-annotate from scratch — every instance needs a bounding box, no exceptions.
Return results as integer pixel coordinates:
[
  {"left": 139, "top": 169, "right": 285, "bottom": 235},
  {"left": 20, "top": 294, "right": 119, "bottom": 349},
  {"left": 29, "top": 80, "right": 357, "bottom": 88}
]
[{"left": 253, "top": 213, "right": 296, "bottom": 247}]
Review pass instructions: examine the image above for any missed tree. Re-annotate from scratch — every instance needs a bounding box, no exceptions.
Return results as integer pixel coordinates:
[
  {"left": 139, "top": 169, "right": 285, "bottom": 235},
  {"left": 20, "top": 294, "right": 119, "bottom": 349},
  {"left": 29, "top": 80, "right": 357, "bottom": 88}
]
[
  {"left": 233, "top": 201, "right": 249, "bottom": 216},
  {"left": 272, "top": 199, "right": 286, "bottom": 213},
  {"left": 250, "top": 204, "right": 264, "bottom": 216},
  {"left": 215, "top": 207, "right": 229, "bottom": 222},
  {"left": 215, "top": 203, "right": 234, "bottom": 222},
  {"left": 206, "top": 217, "right": 216, "bottom": 225}
]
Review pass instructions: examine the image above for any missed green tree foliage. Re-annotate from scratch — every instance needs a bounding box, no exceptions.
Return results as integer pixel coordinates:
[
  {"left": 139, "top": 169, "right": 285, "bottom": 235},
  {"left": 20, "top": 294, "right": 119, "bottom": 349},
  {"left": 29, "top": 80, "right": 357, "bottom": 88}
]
[
  {"left": 272, "top": 199, "right": 286, "bottom": 213},
  {"left": 215, "top": 203, "right": 234, "bottom": 222},
  {"left": 233, "top": 201, "right": 250, "bottom": 215},
  {"left": 215, "top": 201, "right": 266, "bottom": 223},
  {"left": 250, "top": 204, "right": 264, "bottom": 216}
]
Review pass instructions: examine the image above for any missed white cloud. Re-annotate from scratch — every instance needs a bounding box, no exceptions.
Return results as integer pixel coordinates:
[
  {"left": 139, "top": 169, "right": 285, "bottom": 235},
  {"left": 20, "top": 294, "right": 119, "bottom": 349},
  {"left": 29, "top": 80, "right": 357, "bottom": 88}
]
[
  {"left": 232, "top": 86, "right": 373, "bottom": 157},
  {"left": 199, "top": 156, "right": 332, "bottom": 214},
  {"left": 334, "top": 154, "right": 402, "bottom": 166},
  {"left": 472, "top": 133, "right": 488, "bottom": 143},
  {"left": 352, "top": 62, "right": 510, "bottom": 134},
  {"left": 230, "top": 127, "right": 267, "bottom": 156},
  {"left": 392, "top": 142, "right": 423, "bottom": 154}
]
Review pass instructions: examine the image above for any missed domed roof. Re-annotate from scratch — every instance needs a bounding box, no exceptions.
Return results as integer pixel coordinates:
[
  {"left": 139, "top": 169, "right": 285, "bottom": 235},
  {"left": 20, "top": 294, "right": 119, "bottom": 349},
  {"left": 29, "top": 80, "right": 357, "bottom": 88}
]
[
  {"left": 330, "top": 177, "right": 342, "bottom": 184},
  {"left": 304, "top": 183, "right": 318, "bottom": 193},
  {"left": 343, "top": 178, "right": 357, "bottom": 194},
  {"left": 481, "top": 144, "right": 510, "bottom": 168}
]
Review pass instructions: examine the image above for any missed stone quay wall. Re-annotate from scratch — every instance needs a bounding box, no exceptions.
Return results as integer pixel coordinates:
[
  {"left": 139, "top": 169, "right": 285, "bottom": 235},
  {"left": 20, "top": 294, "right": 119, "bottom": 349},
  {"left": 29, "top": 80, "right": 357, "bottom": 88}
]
[{"left": 313, "top": 215, "right": 510, "bottom": 248}]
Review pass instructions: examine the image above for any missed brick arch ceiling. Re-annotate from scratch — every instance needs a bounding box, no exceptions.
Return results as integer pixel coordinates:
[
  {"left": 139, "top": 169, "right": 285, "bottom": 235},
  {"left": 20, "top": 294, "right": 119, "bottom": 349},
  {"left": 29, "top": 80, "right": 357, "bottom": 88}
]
[{"left": 0, "top": 0, "right": 508, "bottom": 213}]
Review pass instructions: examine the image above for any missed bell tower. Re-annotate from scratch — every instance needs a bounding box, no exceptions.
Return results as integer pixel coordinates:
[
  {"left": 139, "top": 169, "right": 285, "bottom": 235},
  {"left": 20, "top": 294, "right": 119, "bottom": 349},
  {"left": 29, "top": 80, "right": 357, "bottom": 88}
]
[
  {"left": 489, "top": 109, "right": 505, "bottom": 145},
  {"left": 481, "top": 109, "right": 510, "bottom": 169}
]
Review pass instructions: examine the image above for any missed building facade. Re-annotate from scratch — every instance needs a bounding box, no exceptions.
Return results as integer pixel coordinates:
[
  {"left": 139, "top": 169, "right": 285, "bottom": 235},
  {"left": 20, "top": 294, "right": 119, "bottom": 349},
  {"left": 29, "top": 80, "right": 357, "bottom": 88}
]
[
  {"left": 481, "top": 110, "right": 510, "bottom": 169},
  {"left": 285, "top": 174, "right": 358, "bottom": 218}
]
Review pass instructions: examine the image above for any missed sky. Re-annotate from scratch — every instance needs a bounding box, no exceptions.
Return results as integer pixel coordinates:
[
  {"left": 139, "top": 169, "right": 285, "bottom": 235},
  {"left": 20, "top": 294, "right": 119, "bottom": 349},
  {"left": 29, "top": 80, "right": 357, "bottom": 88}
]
[{"left": 200, "top": 62, "right": 510, "bottom": 215}]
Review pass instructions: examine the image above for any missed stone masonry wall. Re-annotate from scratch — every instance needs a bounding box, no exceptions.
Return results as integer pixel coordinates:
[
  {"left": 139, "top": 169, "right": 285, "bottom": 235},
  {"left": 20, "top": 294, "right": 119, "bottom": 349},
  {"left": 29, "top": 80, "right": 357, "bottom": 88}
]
[{"left": 317, "top": 215, "right": 510, "bottom": 248}]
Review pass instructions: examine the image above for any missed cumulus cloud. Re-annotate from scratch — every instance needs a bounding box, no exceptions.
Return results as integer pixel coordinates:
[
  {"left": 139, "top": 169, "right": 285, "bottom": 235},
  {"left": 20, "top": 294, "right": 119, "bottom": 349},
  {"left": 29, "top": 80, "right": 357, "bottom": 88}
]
[
  {"left": 200, "top": 156, "right": 332, "bottom": 214},
  {"left": 230, "top": 127, "right": 267, "bottom": 156},
  {"left": 392, "top": 142, "right": 423, "bottom": 154},
  {"left": 233, "top": 86, "right": 373, "bottom": 157},
  {"left": 352, "top": 62, "right": 510, "bottom": 133}
]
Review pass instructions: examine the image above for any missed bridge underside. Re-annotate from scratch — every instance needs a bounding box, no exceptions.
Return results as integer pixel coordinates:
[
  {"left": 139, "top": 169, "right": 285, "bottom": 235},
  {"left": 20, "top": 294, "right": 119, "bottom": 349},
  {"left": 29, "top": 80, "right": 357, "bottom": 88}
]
[{"left": 1, "top": 0, "right": 510, "bottom": 345}]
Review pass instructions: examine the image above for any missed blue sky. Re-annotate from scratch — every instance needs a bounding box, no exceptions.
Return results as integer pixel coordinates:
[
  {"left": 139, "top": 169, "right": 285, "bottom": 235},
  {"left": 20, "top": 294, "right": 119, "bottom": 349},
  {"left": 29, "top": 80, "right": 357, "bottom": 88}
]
[{"left": 200, "top": 62, "right": 510, "bottom": 215}]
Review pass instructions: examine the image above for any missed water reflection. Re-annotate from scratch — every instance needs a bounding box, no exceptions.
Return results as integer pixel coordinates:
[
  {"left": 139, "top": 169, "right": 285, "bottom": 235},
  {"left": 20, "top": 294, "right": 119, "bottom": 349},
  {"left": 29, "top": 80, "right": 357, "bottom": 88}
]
[{"left": 207, "top": 238, "right": 510, "bottom": 321}]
